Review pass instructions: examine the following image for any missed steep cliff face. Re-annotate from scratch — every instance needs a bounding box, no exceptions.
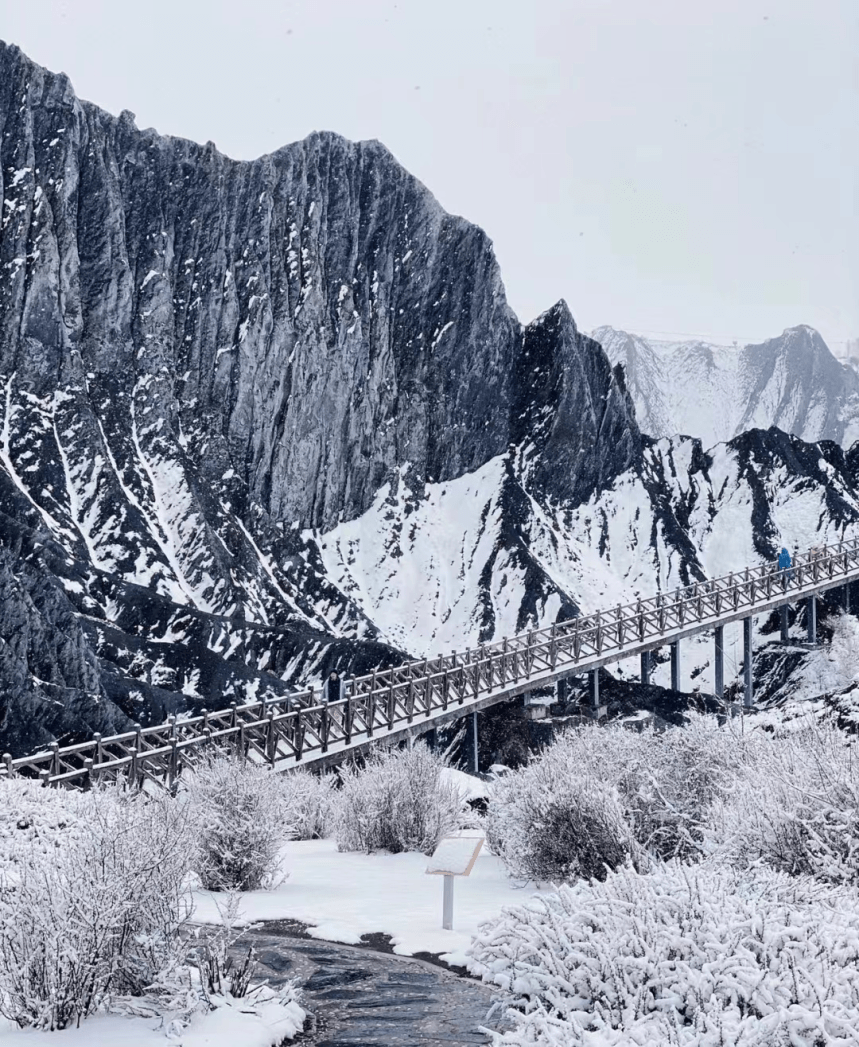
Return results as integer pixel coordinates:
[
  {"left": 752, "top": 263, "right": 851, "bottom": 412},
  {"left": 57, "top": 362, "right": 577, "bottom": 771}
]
[
  {"left": 594, "top": 325, "right": 859, "bottom": 448},
  {"left": 0, "top": 42, "right": 642, "bottom": 752}
]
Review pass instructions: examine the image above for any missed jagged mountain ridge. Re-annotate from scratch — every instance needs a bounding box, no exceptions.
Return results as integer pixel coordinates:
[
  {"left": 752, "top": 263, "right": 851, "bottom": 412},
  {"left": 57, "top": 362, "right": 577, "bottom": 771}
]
[
  {"left": 593, "top": 325, "right": 859, "bottom": 449},
  {"left": 0, "top": 42, "right": 640, "bottom": 751}
]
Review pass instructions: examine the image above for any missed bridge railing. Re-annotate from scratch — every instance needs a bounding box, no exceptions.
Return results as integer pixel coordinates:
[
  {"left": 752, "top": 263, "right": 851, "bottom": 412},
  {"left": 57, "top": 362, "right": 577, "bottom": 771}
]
[{"left": 3, "top": 538, "right": 859, "bottom": 787}]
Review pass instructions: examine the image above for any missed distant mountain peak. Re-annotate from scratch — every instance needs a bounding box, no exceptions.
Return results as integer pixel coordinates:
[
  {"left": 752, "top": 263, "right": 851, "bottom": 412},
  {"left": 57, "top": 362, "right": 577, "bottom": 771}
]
[{"left": 593, "top": 325, "right": 859, "bottom": 448}]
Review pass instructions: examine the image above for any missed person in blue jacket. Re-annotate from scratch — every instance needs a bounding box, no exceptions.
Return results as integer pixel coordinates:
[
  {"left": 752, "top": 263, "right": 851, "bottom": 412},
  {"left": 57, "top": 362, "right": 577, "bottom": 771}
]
[{"left": 778, "top": 547, "right": 792, "bottom": 582}]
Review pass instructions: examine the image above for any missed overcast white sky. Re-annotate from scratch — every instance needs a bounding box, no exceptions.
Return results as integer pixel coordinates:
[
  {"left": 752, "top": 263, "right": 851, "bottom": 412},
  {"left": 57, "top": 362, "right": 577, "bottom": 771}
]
[{"left": 3, "top": 0, "right": 857, "bottom": 350}]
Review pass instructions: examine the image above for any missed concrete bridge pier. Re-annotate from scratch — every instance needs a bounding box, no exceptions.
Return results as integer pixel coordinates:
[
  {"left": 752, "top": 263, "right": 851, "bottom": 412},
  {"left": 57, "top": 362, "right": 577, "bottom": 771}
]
[
  {"left": 471, "top": 711, "right": 479, "bottom": 773},
  {"left": 780, "top": 604, "right": 789, "bottom": 644},
  {"left": 640, "top": 650, "right": 651, "bottom": 686},
  {"left": 590, "top": 668, "right": 600, "bottom": 714},
  {"left": 807, "top": 595, "right": 817, "bottom": 645},
  {"left": 846, "top": 583, "right": 851, "bottom": 615},
  {"left": 670, "top": 642, "right": 680, "bottom": 692},
  {"left": 743, "top": 616, "right": 753, "bottom": 708},
  {"left": 714, "top": 625, "right": 724, "bottom": 699}
]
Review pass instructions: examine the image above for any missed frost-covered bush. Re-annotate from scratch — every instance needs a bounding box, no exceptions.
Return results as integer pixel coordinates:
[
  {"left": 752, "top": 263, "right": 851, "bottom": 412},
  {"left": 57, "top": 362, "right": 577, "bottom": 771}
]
[
  {"left": 469, "top": 863, "right": 859, "bottom": 1046},
  {"left": 486, "top": 761, "right": 634, "bottom": 882},
  {"left": 619, "top": 715, "right": 739, "bottom": 861},
  {"left": 486, "top": 717, "right": 738, "bottom": 881},
  {"left": 184, "top": 755, "right": 295, "bottom": 891},
  {"left": 0, "top": 778, "right": 92, "bottom": 871},
  {"left": 335, "top": 743, "right": 470, "bottom": 855},
  {"left": 0, "top": 787, "right": 193, "bottom": 1030},
  {"left": 709, "top": 720, "right": 859, "bottom": 884},
  {"left": 279, "top": 769, "right": 338, "bottom": 840}
]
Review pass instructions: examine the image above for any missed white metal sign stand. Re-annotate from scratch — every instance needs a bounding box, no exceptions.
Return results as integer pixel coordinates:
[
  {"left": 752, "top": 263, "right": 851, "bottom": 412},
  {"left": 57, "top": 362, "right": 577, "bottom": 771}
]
[{"left": 426, "top": 835, "right": 485, "bottom": 930}]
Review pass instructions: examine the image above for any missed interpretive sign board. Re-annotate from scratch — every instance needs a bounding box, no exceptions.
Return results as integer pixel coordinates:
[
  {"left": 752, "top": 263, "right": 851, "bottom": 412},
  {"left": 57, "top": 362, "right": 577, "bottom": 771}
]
[{"left": 426, "top": 835, "right": 485, "bottom": 929}]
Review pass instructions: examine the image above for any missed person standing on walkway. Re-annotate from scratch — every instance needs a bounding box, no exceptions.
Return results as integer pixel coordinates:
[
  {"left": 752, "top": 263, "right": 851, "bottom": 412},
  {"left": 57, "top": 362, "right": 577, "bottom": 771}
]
[
  {"left": 322, "top": 671, "right": 342, "bottom": 704},
  {"left": 778, "top": 547, "right": 793, "bottom": 584}
]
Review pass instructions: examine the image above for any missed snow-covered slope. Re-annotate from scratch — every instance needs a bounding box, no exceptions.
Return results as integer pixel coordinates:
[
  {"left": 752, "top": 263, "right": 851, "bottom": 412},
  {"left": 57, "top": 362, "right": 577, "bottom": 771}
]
[
  {"left": 312, "top": 428, "right": 859, "bottom": 697},
  {"left": 594, "top": 325, "right": 859, "bottom": 448}
]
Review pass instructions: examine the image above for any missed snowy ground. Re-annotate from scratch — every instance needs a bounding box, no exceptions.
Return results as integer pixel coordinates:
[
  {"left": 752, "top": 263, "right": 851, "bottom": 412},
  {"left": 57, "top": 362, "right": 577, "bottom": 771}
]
[
  {"left": 0, "top": 995, "right": 305, "bottom": 1047},
  {"left": 193, "top": 835, "right": 543, "bottom": 969}
]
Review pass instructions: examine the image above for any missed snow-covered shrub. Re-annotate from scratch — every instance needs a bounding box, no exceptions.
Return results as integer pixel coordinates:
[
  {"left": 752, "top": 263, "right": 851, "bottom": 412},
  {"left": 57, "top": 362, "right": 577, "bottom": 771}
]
[
  {"left": 279, "top": 769, "right": 338, "bottom": 840},
  {"left": 618, "top": 714, "right": 739, "bottom": 861},
  {"left": 486, "top": 718, "right": 739, "bottom": 881},
  {"left": 469, "top": 862, "right": 859, "bottom": 1046},
  {"left": 0, "top": 778, "right": 93, "bottom": 870},
  {"left": 184, "top": 755, "right": 295, "bottom": 891},
  {"left": 335, "top": 743, "right": 470, "bottom": 855},
  {"left": 486, "top": 762, "right": 635, "bottom": 882},
  {"left": 709, "top": 720, "right": 859, "bottom": 884},
  {"left": 0, "top": 786, "right": 193, "bottom": 1030}
]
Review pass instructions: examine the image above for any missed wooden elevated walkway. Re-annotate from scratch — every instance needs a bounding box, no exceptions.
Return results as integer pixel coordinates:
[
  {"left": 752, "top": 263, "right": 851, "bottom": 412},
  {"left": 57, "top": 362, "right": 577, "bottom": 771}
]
[{"left": 4, "top": 539, "right": 858, "bottom": 788}]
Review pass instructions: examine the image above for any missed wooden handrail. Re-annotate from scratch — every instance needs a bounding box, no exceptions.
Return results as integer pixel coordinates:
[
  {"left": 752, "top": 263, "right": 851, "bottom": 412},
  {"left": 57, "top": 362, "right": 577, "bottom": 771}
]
[{"left": 2, "top": 539, "right": 858, "bottom": 787}]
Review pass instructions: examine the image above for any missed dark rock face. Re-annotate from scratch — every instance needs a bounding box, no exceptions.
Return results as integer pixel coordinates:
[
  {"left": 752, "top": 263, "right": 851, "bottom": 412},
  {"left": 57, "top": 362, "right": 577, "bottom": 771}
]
[
  {"left": 514, "top": 302, "right": 641, "bottom": 506},
  {"left": 0, "top": 42, "right": 641, "bottom": 753}
]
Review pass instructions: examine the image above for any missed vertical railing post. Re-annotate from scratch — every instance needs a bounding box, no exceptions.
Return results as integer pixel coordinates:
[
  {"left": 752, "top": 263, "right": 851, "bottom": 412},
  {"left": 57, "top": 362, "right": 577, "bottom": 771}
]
[
  {"left": 368, "top": 669, "right": 377, "bottom": 738},
  {"left": 267, "top": 708, "right": 277, "bottom": 765},
  {"left": 3, "top": 753, "right": 14, "bottom": 780},
  {"left": 294, "top": 708, "right": 304, "bottom": 762},
  {"left": 345, "top": 679, "right": 353, "bottom": 745},
  {"left": 388, "top": 673, "right": 396, "bottom": 728},
  {"left": 501, "top": 637, "right": 509, "bottom": 684},
  {"left": 550, "top": 624, "right": 558, "bottom": 669},
  {"left": 168, "top": 719, "right": 179, "bottom": 789},
  {"left": 49, "top": 742, "right": 59, "bottom": 781},
  {"left": 407, "top": 665, "right": 416, "bottom": 724},
  {"left": 442, "top": 660, "right": 450, "bottom": 711}
]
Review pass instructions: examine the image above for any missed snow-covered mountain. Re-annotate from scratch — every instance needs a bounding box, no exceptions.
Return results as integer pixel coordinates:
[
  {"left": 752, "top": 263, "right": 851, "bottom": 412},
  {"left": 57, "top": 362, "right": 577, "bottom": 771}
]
[
  {"left": 312, "top": 427, "right": 859, "bottom": 694},
  {"left": 593, "top": 325, "right": 859, "bottom": 448},
  {"left": 0, "top": 42, "right": 640, "bottom": 751},
  {"left": 1, "top": 41, "right": 857, "bottom": 755}
]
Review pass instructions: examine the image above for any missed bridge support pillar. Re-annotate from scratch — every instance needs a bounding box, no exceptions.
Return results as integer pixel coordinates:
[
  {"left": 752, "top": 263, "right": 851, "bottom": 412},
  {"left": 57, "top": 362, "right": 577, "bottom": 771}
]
[
  {"left": 714, "top": 626, "right": 724, "bottom": 699},
  {"left": 807, "top": 595, "right": 817, "bottom": 645},
  {"left": 780, "top": 604, "right": 789, "bottom": 644},
  {"left": 471, "top": 711, "right": 479, "bottom": 774},
  {"left": 670, "top": 641, "right": 680, "bottom": 692},
  {"left": 640, "top": 650, "right": 650, "bottom": 686},
  {"left": 590, "top": 668, "right": 600, "bottom": 713},
  {"left": 743, "top": 617, "right": 753, "bottom": 709},
  {"left": 846, "top": 584, "right": 851, "bottom": 615}
]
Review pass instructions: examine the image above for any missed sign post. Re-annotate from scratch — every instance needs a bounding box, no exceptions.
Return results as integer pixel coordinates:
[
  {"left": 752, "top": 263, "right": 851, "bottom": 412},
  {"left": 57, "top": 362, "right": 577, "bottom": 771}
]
[{"left": 426, "top": 834, "right": 485, "bottom": 931}]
